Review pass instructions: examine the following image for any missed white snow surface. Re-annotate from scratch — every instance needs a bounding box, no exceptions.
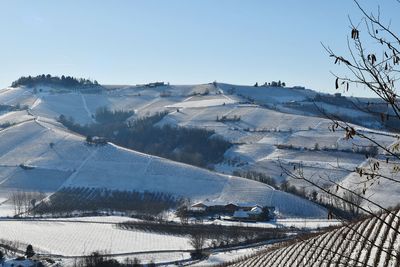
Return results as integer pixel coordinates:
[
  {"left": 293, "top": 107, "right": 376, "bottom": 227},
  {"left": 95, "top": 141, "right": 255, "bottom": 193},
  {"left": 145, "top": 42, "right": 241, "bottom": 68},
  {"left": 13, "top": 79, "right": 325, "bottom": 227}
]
[{"left": 0, "top": 219, "right": 189, "bottom": 256}]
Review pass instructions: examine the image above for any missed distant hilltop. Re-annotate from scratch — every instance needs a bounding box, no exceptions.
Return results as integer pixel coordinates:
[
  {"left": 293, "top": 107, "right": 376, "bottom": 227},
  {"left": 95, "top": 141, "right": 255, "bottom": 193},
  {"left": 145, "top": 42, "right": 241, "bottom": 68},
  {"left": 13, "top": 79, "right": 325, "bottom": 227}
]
[{"left": 11, "top": 74, "right": 102, "bottom": 91}]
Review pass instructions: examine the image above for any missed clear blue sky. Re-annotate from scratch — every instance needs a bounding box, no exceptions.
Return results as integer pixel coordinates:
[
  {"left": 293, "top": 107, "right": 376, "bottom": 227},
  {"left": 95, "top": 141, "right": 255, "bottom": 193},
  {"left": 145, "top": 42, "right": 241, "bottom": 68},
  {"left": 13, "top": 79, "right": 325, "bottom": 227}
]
[{"left": 0, "top": 0, "right": 399, "bottom": 96}]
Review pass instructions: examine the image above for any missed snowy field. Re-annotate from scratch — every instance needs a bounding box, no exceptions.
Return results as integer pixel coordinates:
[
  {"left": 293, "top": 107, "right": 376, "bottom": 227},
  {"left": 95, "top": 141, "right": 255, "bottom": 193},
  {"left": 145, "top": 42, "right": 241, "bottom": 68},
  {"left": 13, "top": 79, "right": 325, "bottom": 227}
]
[
  {"left": 0, "top": 216, "right": 341, "bottom": 266},
  {"left": 0, "top": 218, "right": 190, "bottom": 256}
]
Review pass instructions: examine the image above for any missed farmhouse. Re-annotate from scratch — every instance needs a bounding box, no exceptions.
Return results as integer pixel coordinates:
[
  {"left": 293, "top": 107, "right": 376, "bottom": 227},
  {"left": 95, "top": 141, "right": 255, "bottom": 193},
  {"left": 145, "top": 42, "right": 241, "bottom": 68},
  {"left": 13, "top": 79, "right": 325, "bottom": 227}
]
[
  {"left": 86, "top": 136, "right": 107, "bottom": 146},
  {"left": 190, "top": 201, "right": 273, "bottom": 221},
  {"left": 233, "top": 206, "right": 264, "bottom": 220}
]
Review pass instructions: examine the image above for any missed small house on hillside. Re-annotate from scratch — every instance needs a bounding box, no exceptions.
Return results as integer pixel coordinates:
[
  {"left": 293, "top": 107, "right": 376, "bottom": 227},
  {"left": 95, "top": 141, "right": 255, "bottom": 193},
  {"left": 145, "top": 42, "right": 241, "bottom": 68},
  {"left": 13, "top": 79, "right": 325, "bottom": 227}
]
[
  {"left": 19, "top": 164, "right": 35, "bottom": 170},
  {"left": 86, "top": 136, "right": 107, "bottom": 146}
]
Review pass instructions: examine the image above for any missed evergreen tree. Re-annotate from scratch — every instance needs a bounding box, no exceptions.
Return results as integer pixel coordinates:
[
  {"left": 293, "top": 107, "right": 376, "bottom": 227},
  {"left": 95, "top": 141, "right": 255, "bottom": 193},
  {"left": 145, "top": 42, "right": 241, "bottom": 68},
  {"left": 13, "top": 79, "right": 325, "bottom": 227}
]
[{"left": 25, "top": 244, "right": 35, "bottom": 258}]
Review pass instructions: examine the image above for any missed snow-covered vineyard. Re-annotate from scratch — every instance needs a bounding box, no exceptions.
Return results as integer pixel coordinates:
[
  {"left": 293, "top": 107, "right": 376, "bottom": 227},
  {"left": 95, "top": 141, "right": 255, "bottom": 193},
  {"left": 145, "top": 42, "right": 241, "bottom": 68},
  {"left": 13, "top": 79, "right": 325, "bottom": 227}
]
[
  {"left": 230, "top": 210, "right": 400, "bottom": 267},
  {"left": 0, "top": 219, "right": 191, "bottom": 256}
]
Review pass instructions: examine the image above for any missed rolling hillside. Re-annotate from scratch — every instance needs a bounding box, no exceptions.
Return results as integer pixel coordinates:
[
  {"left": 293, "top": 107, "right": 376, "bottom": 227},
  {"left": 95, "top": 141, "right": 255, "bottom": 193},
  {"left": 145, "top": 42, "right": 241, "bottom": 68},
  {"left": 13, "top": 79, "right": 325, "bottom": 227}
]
[
  {"left": 0, "top": 81, "right": 398, "bottom": 215},
  {"left": 0, "top": 109, "right": 326, "bottom": 218}
]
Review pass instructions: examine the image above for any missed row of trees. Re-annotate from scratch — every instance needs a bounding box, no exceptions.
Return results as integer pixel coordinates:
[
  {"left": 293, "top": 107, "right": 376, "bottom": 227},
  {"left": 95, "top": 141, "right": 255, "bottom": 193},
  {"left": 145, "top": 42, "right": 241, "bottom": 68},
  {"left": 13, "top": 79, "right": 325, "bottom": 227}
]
[
  {"left": 276, "top": 142, "right": 379, "bottom": 157},
  {"left": 254, "top": 80, "right": 286, "bottom": 87},
  {"left": 216, "top": 115, "right": 241, "bottom": 122},
  {"left": 232, "top": 170, "right": 278, "bottom": 189},
  {"left": 118, "top": 220, "right": 285, "bottom": 252},
  {"left": 34, "top": 187, "right": 183, "bottom": 217},
  {"left": 11, "top": 74, "right": 101, "bottom": 90},
  {"left": 9, "top": 191, "right": 46, "bottom": 216}
]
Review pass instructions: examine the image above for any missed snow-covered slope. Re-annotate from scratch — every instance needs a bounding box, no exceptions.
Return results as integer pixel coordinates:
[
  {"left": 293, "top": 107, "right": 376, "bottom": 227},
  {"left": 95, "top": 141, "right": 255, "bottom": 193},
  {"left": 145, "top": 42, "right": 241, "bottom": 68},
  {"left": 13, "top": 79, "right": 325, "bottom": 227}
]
[
  {"left": 0, "top": 111, "right": 326, "bottom": 218},
  {"left": 0, "top": 82, "right": 397, "bottom": 215}
]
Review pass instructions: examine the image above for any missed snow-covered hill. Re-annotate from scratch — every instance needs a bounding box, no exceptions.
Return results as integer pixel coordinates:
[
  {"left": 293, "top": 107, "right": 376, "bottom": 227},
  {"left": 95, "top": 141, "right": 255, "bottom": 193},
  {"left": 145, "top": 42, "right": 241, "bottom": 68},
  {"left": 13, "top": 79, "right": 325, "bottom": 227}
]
[
  {"left": 0, "top": 110, "right": 325, "bottom": 218},
  {"left": 0, "top": 82, "right": 397, "bottom": 215}
]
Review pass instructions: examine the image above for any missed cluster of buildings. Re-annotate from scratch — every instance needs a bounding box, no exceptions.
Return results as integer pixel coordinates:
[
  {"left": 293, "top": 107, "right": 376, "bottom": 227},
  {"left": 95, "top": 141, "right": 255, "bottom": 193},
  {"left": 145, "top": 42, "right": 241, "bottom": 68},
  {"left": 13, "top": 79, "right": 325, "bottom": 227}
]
[
  {"left": 144, "top": 82, "right": 166, "bottom": 88},
  {"left": 190, "top": 201, "right": 274, "bottom": 221}
]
